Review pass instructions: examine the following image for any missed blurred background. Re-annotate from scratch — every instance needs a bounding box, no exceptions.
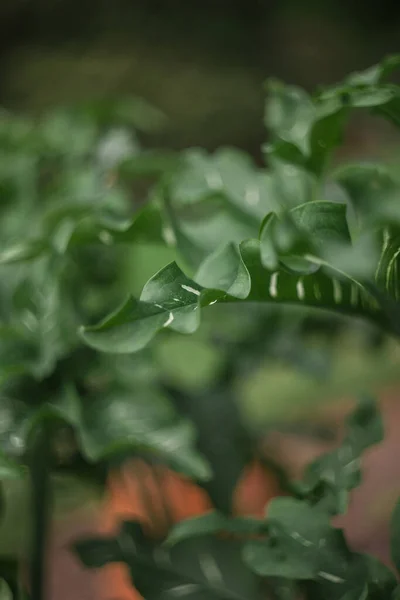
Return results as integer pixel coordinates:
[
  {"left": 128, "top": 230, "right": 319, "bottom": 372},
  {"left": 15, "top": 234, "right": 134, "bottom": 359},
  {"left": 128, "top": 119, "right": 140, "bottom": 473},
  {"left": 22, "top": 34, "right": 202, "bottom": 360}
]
[
  {"left": 2, "top": 1, "right": 400, "bottom": 598},
  {"left": 1, "top": 0, "right": 400, "bottom": 155}
]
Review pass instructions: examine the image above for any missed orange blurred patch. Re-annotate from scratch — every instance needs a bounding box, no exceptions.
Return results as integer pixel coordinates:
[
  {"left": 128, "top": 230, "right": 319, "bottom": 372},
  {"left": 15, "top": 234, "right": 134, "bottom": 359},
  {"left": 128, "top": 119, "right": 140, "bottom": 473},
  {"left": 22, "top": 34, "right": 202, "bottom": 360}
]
[{"left": 98, "top": 457, "right": 283, "bottom": 599}]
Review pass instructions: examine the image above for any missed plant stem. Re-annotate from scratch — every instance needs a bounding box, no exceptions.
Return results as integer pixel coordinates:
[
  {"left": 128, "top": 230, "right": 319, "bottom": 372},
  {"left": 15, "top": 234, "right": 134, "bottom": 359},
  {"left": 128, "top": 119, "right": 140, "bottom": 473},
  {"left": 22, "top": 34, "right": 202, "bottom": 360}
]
[{"left": 28, "top": 424, "right": 52, "bottom": 600}]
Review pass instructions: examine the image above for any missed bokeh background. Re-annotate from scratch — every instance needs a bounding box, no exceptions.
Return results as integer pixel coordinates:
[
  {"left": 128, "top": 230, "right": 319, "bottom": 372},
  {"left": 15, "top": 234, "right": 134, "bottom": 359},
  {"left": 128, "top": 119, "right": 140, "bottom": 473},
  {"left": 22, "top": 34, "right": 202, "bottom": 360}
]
[
  {"left": 2, "top": 1, "right": 400, "bottom": 598},
  {"left": 2, "top": 0, "right": 400, "bottom": 155}
]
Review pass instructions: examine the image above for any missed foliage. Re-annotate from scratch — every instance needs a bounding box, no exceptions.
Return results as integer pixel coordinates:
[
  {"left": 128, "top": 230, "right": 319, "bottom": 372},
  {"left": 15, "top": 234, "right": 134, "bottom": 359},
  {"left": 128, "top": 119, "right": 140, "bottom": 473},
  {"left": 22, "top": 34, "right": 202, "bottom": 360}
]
[{"left": 2, "top": 56, "right": 400, "bottom": 599}]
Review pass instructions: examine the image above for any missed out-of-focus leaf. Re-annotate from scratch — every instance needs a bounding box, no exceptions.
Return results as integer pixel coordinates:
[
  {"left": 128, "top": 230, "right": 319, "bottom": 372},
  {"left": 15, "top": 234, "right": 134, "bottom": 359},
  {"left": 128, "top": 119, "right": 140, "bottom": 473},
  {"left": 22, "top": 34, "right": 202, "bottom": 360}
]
[
  {"left": 345, "top": 54, "right": 400, "bottom": 86},
  {"left": 62, "top": 386, "right": 210, "bottom": 481},
  {"left": 269, "top": 161, "right": 317, "bottom": 209},
  {"left": 119, "top": 150, "right": 181, "bottom": 179},
  {"left": 67, "top": 204, "right": 164, "bottom": 249},
  {"left": 390, "top": 496, "right": 400, "bottom": 575},
  {"left": 166, "top": 512, "right": 264, "bottom": 547},
  {"left": 244, "top": 498, "right": 351, "bottom": 580},
  {"left": 0, "top": 240, "right": 48, "bottom": 266},
  {"left": 265, "top": 80, "right": 316, "bottom": 156},
  {"left": 162, "top": 148, "right": 279, "bottom": 270},
  {"left": 244, "top": 497, "right": 396, "bottom": 599},
  {"left": 0, "top": 204, "right": 164, "bottom": 267},
  {"left": 295, "top": 397, "right": 383, "bottom": 515},
  {"left": 75, "top": 521, "right": 263, "bottom": 600},
  {"left": 264, "top": 79, "right": 346, "bottom": 176},
  {"left": 265, "top": 55, "right": 400, "bottom": 176},
  {"left": 0, "top": 578, "right": 12, "bottom": 600},
  {"left": 38, "top": 109, "right": 97, "bottom": 157},
  {"left": 164, "top": 384, "right": 255, "bottom": 514},
  {"left": 72, "top": 97, "right": 167, "bottom": 132},
  {"left": 260, "top": 201, "right": 351, "bottom": 274},
  {"left": 0, "top": 379, "right": 210, "bottom": 482},
  {"left": 0, "top": 456, "right": 23, "bottom": 481},
  {"left": 334, "top": 164, "right": 400, "bottom": 227}
]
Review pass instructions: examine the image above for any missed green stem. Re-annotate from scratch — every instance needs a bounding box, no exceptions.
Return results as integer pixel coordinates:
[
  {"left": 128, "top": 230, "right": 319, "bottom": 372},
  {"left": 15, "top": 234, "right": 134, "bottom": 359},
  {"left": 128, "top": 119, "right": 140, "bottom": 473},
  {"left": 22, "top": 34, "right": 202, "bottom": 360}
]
[{"left": 28, "top": 424, "right": 52, "bottom": 600}]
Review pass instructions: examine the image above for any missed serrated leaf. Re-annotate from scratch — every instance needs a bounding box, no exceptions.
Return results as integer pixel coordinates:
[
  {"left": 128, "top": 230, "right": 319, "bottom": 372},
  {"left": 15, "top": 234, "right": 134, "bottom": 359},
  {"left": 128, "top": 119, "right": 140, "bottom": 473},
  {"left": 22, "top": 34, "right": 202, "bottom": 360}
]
[
  {"left": 80, "top": 263, "right": 222, "bottom": 353},
  {"left": 75, "top": 521, "right": 263, "bottom": 600},
  {"left": 81, "top": 237, "right": 396, "bottom": 355}
]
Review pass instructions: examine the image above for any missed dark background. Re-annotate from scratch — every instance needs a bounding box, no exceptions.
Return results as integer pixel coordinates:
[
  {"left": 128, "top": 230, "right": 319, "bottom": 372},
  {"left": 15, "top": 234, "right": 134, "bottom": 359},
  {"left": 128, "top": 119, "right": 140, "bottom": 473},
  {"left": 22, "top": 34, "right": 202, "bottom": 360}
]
[{"left": 1, "top": 0, "right": 400, "bottom": 156}]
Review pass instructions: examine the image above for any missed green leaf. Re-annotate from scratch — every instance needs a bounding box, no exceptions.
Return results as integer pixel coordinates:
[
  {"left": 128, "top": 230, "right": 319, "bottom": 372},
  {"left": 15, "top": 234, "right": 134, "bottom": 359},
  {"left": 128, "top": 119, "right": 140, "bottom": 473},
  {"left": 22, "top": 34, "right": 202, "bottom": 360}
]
[
  {"left": 80, "top": 262, "right": 221, "bottom": 353},
  {"left": 390, "top": 496, "right": 400, "bottom": 575},
  {"left": 166, "top": 513, "right": 264, "bottom": 547},
  {"left": 75, "top": 521, "right": 264, "bottom": 600},
  {"left": 0, "top": 203, "right": 164, "bottom": 266},
  {"left": 0, "top": 380, "right": 210, "bottom": 481},
  {"left": 162, "top": 148, "right": 279, "bottom": 270},
  {"left": 296, "top": 397, "right": 384, "bottom": 515},
  {"left": 260, "top": 201, "right": 352, "bottom": 274},
  {"left": 81, "top": 237, "right": 394, "bottom": 355},
  {"left": 169, "top": 148, "right": 275, "bottom": 219},
  {"left": 0, "top": 240, "right": 48, "bottom": 266},
  {"left": 265, "top": 55, "right": 400, "bottom": 176},
  {"left": 345, "top": 54, "right": 400, "bottom": 86},
  {"left": 195, "top": 244, "right": 251, "bottom": 299},
  {"left": 362, "top": 556, "right": 397, "bottom": 599},
  {"left": 269, "top": 161, "right": 317, "bottom": 209},
  {"left": 63, "top": 386, "right": 210, "bottom": 480},
  {"left": 38, "top": 109, "right": 97, "bottom": 157},
  {"left": 264, "top": 80, "right": 346, "bottom": 175},
  {"left": 162, "top": 148, "right": 319, "bottom": 274},
  {"left": 0, "top": 578, "right": 12, "bottom": 600},
  {"left": 74, "top": 97, "right": 167, "bottom": 132},
  {"left": 66, "top": 203, "right": 164, "bottom": 249},
  {"left": 118, "top": 150, "right": 181, "bottom": 180},
  {"left": 244, "top": 497, "right": 396, "bottom": 599},
  {"left": 0, "top": 456, "right": 23, "bottom": 481},
  {"left": 244, "top": 497, "right": 351, "bottom": 581},
  {"left": 375, "top": 229, "right": 400, "bottom": 305},
  {"left": 334, "top": 164, "right": 400, "bottom": 227},
  {"left": 393, "top": 585, "right": 400, "bottom": 600},
  {"left": 265, "top": 80, "right": 316, "bottom": 155},
  {"left": 289, "top": 202, "right": 351, "bottom": 250}
]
